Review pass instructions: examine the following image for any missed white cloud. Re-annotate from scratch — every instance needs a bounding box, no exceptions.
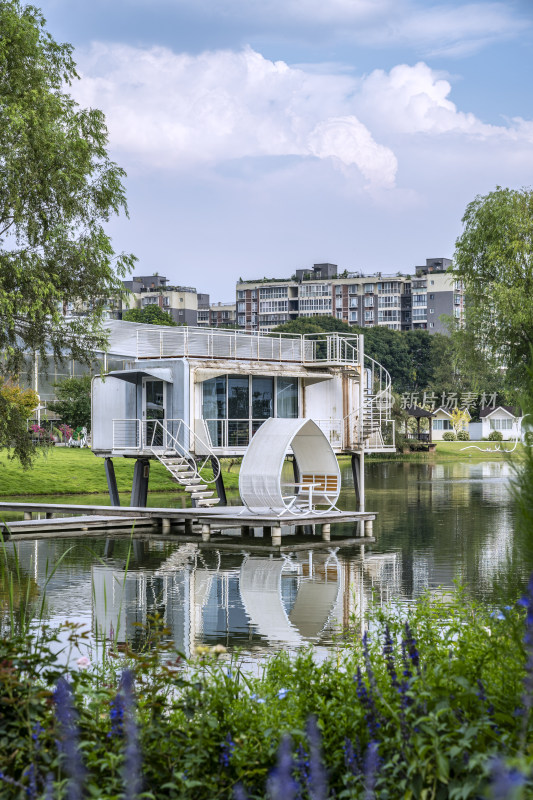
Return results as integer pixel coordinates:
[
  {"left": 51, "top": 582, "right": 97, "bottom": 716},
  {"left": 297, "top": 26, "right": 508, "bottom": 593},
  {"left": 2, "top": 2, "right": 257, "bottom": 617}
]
[
  {"left": 353, "top": 62, "right": 498, "bottom": 136},
  {"left": 139, "top": 0, "right": 528, "bottom": 55},
  {"left": 75, "top": 44, "right": 398, "bottom": 188},
  {"left": 366, "top": 3, "right": 528, "bottom": 56}
]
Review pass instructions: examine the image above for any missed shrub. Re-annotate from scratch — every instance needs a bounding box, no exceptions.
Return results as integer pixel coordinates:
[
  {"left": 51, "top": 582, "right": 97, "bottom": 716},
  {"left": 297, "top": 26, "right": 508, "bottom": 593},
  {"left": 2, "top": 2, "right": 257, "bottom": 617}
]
[
  {"left": 488, "top": 430, "right": 504, "bottom": 441},
  {"left": 457, "top": 430, "right": 470, "bottom": 440},
  {"left": 1, "top": 587, "right": 533, "bottom": 799},
  {"left": 442, "top": 431, "right": 456, "bottom": 441}
]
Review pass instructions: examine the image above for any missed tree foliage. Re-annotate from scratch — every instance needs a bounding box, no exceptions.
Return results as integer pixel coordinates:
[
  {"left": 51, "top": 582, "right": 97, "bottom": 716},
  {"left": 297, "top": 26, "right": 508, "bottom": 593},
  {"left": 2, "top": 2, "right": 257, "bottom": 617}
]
[
  {"left": 122, "top": 305, "right": 177, "bottom": 326},
  {"left": 0, "top": 0, "right": 135, "bottom": 378},
  {"left": 453, "top": 186, "right": 533, "bottom": 388},
  {"left": 48, "top": 374, "right": 91, "bottom": 430},
  {"left": 273, "top": 317, "right": 458, "bottom": 393},
  {"left": 0, "top": 381, "right": 38, "bottom": 466}
]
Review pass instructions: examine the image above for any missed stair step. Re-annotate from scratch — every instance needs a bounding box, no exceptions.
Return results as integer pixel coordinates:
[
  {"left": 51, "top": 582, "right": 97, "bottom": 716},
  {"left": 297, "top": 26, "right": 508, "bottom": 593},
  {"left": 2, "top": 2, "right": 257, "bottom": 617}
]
[
  {"left": 197, "top": 498, "right": 220, "bottom": 507},
  {"left": 191, "top": 491, "right": 214, "bottom": 499},
  {"left": 184, "top": 484, "right": 206, "bottom": 491}
]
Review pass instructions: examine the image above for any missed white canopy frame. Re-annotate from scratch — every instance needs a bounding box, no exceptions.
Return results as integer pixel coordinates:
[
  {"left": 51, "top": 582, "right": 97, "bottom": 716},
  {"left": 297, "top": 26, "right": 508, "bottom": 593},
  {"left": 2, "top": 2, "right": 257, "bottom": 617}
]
[{"left": 239, "top": 417, "right": 342, "bottom": 515}]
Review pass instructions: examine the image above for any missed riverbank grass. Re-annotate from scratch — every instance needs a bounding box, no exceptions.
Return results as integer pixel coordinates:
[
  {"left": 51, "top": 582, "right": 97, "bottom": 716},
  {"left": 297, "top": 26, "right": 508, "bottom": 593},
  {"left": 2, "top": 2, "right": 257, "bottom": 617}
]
[{"left": 0, "top": 448, "right": 240, "bottom": 496}]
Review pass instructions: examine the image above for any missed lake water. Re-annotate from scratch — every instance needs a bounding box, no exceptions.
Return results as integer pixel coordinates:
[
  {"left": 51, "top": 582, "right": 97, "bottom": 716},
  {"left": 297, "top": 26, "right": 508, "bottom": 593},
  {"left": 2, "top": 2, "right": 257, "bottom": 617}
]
[{"left": 2, "top": 460, "right": 529, "bottom": 665}]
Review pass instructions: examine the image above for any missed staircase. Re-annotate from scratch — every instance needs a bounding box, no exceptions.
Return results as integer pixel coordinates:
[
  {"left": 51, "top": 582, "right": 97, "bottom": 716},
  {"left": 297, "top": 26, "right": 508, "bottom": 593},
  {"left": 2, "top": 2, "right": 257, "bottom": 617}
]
[
  {"left": 146, "top": 420, "right": 221, "bottom": 508},
  {"left": 343, "top": 356, "right": 395, "bottom": 452},
  {"left": 155, "top": 453, "right": 220, "bottom": 507}
]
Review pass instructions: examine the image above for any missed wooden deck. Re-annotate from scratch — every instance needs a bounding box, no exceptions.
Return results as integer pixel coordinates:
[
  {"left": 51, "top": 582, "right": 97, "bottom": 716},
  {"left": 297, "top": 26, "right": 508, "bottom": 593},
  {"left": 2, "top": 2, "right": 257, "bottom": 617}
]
[{"left": 0, "top": 501, "right": 375, "bottom": 542}]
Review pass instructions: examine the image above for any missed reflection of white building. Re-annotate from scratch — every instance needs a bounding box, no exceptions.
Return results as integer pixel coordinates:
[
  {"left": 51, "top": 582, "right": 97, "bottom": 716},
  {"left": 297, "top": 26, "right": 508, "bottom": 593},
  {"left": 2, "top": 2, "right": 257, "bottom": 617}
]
[{"left": 91, "top": 546, "right": 364, "bottom": 656}]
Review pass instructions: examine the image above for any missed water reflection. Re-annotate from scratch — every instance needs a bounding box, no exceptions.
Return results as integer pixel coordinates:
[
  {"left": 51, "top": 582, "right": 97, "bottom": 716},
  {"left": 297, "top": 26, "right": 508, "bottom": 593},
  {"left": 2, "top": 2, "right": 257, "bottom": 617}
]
[{"left": 2, "top": 460, "right": 529, "bottom": 659}]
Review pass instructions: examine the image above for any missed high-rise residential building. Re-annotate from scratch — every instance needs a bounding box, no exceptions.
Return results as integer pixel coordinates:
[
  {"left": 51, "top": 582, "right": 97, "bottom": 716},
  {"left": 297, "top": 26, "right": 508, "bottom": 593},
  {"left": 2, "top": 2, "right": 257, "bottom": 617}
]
[{"left": 236, "top": 260, "right": 462, "bottom": 334}]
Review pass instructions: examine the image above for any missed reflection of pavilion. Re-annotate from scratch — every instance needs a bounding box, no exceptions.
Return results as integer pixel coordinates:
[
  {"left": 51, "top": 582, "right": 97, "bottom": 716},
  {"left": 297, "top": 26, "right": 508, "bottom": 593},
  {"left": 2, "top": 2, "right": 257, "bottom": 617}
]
[{"left": 91, "top": 544, "right": 365, "bottom": 656}]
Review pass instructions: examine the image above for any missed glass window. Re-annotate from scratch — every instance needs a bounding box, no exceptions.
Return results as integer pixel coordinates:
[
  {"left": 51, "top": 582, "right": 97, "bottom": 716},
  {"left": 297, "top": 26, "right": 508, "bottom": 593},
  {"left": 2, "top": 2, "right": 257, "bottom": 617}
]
[
  {"left": 252, "top": 376, "right": 273, "bottom": 419},
  {"left": 276, "top": 378, "right": 298, "bottom": 418},
  {"left": 202, "top": 376, "right": 227, "bottom": 420},
  {"left": 228, "top": 376, "right": 249, "bottom": 419}
]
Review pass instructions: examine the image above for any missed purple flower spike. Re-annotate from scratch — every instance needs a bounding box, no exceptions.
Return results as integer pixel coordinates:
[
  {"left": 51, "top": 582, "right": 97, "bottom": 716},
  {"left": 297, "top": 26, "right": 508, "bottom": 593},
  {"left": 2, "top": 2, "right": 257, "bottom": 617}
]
[
  {"left": 404, "top": 622, "right": 420, "bottom": 673},
  {"left": 53, "top": 677, "right": 85, "bottom": 800},
  {"left": 383, "top": 625, "right": 399, "bottom": 690},
  {"left": 490, "top": 757, "right": 525, "bottom": 799},
  {"left": 44, "top": 773, "right": 55, "bottom": 800},
  {"left": 234, "top": 783, "right": 249, "bottom": 800},
  {"left": 220, "top": 733, "right": 236, "bottom": 767},
  {"left": 121, "top": 670, "right": 143, "bottom": 800},
  {"left": 268, "top": 735, "right": 297, "bottom": 800},
  {"left": 363, "top": 741, "right": 379, "bottom": 800},
  {"left": 307, "top": 716, "right": 328, "bottom": 800},
  {"left": 520, "top": 572, "right": 533, "bottom": 744}
]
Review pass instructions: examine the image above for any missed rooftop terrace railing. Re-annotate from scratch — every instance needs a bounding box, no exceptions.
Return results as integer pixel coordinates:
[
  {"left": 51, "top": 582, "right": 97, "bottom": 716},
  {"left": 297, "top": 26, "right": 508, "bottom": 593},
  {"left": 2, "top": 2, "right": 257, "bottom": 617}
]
[{"left": 132, "top": 325, "right": 361, "bottom": 366}]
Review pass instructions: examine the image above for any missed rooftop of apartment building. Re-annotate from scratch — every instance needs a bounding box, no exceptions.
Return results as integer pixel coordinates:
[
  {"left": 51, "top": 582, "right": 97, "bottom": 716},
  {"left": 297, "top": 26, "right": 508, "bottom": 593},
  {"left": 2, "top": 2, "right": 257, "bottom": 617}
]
[
  {"left": 237, "top": 259, "right": 452, "bottom": 286},
  {"left": 123, "top": 275, "right": 197, "bottom": 294}
]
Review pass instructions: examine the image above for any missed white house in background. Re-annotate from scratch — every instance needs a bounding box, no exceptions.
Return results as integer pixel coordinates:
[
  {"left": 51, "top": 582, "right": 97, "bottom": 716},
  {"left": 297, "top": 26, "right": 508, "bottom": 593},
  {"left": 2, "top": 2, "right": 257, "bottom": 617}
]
[
  {"left": 431, "top": 407, "right": 471, "bottom": 441},
  {"left": 479, "top": 406, "right": 523, "bottom": 441}
]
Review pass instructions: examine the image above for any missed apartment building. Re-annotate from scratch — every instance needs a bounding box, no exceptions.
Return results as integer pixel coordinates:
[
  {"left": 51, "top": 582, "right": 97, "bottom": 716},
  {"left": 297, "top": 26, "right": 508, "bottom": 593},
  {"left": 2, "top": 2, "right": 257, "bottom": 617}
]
[
  {"left": 197, "top": 301, "right": 237, "bottom": 328},
  {"left": 236, "top": 259, "right": 463, "bottom": 334},
  {"left": 122, "top": 275, "right": 199, "bottom": 326}
]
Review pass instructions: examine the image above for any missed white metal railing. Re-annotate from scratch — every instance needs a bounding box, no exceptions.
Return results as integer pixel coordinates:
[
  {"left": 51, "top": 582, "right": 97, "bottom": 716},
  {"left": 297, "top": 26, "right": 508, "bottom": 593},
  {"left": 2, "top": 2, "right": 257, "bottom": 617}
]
[
  {"left": 313, "top": 419, "right": 344, "bottom": 449},
  {"left": 343, "top": 355, "right": 395, "bottom": 451},
  {"left": 133, "top": 326, "right": 360, "bottom": 367},
  {"left": 202, "top": 417, "right": 344, "bottom": 450},
  {"left": 203, "top": 419, "right": 268, "bottom": 449},
  {"left": 143, "top": 418, "right": 221, "bottom": 483},
  {"left": 112, "top": 419, "right": 141, "bottom": 449},
  {"left": 111, "top": 418, "right": 220, "bottom": 481}
]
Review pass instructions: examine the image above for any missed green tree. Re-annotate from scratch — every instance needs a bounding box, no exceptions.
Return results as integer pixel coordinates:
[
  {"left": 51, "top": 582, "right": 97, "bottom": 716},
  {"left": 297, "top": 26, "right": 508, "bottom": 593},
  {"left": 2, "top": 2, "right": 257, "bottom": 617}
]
[
  {"left": 122, "top": 305, "right": 177, "bottom": 326},
  {"left": 453, "top": 186, "right": 533, "bottom": 390},
  {"left": 0, "top": 381, "right": 38, "bottom": 466},
  {"left": 48, "top": 374, "right": 91, "bottom": 430},
  {"left": 0, "top": 0, "right": 135, "bottom": 461}
]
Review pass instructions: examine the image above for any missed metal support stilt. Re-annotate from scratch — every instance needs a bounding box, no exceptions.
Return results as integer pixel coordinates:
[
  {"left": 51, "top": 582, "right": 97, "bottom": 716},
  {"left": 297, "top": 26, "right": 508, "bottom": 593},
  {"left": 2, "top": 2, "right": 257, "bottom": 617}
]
[
  {"left": 351, "top": 454, "right": 360, "bottom": 507},
  {"left": 131, "top": 459, "right": 150, "bottom": 508},
  {"left": 322, "top": 523, "right": 331, "bottom": 542},
  {"left": 211, "top": 456, "right": 227, "bottom": 506},
  {"left": 271, "top": 526, "right": 282, "bottom": 546},
  {"left": 105, "top": 457, "right": 121, "bottom": 507}
]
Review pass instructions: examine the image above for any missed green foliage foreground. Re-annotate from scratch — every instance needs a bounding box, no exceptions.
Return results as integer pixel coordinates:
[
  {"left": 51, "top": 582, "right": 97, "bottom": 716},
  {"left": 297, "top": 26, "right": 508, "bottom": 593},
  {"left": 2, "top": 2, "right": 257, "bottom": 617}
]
[{"left": 1, "top": 581, "right": 532, "bottom": 799}]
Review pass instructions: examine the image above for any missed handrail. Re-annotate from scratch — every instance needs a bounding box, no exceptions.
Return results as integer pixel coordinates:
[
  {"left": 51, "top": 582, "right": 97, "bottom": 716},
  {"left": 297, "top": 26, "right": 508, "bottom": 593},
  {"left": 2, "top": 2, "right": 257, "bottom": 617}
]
[
  {"left": 343, "top": 355, "right": 393, "bottom": 449},
  {"left": 145, "top": 418, "right": 221, "bottom": 483},
  {"left": 131, "top": 324, "right": 361, "bottom": 366}
]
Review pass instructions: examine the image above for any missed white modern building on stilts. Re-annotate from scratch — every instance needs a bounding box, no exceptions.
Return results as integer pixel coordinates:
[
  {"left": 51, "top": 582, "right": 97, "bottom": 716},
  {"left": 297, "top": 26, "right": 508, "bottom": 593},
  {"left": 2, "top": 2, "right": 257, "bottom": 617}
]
[{"left": 91, "top": 321, "right": 395, "bottom": 508}]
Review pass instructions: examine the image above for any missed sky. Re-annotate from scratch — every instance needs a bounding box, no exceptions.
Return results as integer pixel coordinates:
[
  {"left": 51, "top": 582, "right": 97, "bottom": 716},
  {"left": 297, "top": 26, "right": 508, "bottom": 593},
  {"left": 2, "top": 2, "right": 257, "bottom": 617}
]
[{"left": 39, "top": 0, "right": 533, "bottom": 301}]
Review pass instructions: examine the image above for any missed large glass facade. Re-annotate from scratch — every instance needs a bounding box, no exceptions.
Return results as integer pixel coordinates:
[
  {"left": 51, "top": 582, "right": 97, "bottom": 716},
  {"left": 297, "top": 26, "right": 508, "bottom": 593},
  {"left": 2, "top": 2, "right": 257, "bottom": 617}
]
[{"left": 202, "top": 375, "right": 298, "bottom": 448}]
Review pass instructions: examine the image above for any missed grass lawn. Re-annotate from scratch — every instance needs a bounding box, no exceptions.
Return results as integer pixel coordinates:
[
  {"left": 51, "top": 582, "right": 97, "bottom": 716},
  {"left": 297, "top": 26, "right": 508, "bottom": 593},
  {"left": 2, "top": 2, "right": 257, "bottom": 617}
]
[
  {"left": 0, "top": 441, "right": 519, "bottom": 497},
  {"left": 0, "top": 447, "right": 240, "bottom": 497},
  {"left": 434, "top": 440, "right": 523, "bottom": 458}
]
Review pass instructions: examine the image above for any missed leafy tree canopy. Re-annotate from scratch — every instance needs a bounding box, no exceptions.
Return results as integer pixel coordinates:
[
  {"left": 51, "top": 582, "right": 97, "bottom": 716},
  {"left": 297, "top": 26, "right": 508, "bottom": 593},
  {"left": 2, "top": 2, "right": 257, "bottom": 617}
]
[
  {"left": 453, "top": 186, "right": 533, "bottom": 389},
  {"left": 48, "top": 374, "right": 91, "bottom": 430},
  {"left": 0, "top": 2, "right": 135, "bottom": 370},
  {"left": 122, "top": 305, "right": 177, "bottom": 326},
  {"left": 0, "top": 1, "right": 135, "bottom": 461}
]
